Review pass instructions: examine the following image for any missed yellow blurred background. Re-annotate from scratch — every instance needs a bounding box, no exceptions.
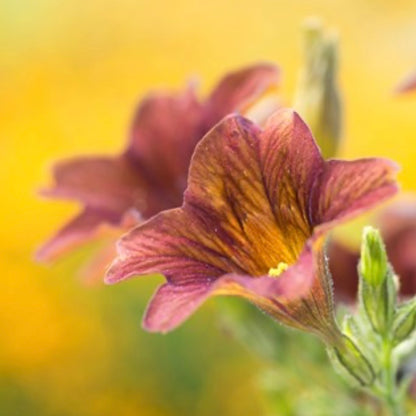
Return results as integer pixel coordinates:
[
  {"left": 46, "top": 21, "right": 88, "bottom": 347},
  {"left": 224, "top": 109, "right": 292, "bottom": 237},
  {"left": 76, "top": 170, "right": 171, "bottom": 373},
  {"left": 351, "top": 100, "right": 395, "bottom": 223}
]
[{"left": 2, "top": 0, "right": 416, "bottom": 414}]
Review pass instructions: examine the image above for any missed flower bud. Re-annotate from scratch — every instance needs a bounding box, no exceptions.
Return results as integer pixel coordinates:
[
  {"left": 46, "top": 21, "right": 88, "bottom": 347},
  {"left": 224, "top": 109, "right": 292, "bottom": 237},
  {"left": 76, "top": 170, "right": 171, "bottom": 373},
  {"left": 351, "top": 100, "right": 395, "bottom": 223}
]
[
  {"left": 359, "top": 226, "right": 388, "bottom": 287},
  {"left": 293, "top": 18, "right": 342, "bottom": 159},
  {"left": 328, "top": 334, "right": 375, "bottom": 386},
  {"left": 358, "top": 227, "right": 396, "bottom": 335}
]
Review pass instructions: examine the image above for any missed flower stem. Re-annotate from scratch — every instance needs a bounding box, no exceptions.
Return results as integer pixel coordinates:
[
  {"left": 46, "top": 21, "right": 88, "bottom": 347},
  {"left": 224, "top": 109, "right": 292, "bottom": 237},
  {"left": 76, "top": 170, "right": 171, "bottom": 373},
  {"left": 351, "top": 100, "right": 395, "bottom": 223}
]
[{"left": 377, "top": 337, "right": 403, "bottom": 416}]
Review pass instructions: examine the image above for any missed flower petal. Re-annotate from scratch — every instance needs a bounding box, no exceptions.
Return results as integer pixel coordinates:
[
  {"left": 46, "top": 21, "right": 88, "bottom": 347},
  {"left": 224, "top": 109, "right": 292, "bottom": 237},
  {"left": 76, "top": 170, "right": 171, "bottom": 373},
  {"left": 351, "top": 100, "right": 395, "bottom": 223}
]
[
  {"left": 143, "top": 282, "right": 212, "bottom": 333},
  {"left": 107, "top": 111, "right": 321, "bottom": 287},
  {"left": 126, "top": 64, "right": 280, "bottom": 199},
  {"left": 106, "top": 208, "right": 237, "bottom": 286},
  {"left": 312, "top": 158, "right": 399, "bottom": 234},
  {"left": 107, "top": 109, "right": 398, "bottom": 334},
  {"left": 260, "top": 108, "right": 324, "bottom": 257},
  {"left": 37, "top": 64, "right": 280, "bottom": 270},
  {"left": 42, "top": 155, "right": 146, "bottom": 213},
  {"left": 37, "top": 155, "right": 151, "bottom": 261},
  {"left": 206, "top": 63, "right": 280, "bottom": 123},
  {"left": 36, "top": 208, "right": 120, "bottom": 262},
  {"left": 143, "top": 238, "right": 336, "bottom": 337},
  {"left": 126, "top": 87, "right": 203, "bottom": 198},
  {"left": 142, "top": 242, "right": 317, "bottom": 333}
]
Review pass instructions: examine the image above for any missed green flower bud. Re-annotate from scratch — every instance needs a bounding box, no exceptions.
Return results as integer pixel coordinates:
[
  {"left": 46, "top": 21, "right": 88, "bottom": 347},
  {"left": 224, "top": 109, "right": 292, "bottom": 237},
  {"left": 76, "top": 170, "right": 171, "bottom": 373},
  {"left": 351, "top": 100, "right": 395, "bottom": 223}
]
[
  {"left": 359, "top": 226, "right": 388, "bottom": 287},
  {"left": 358, "top": 227, "right": 396, "bottom": 335},
  {"left": 293, "top": 18, "right": 342, "bottom": 159},
  {"left": 328, "top": 334, "right": 374, "bottom": 387},
  {"left": 393, "top": 300, "right": 416, "bottom": 344}
]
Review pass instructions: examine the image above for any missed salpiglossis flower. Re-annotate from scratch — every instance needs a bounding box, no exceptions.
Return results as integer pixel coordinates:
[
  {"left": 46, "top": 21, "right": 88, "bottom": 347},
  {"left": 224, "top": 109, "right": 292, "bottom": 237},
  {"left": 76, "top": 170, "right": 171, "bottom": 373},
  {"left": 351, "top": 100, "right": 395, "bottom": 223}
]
[
  {"left": 106, "top": 108, "right": 398, "bottom": 342},
  {"left": 36, "top": 64, "right": 279, "bottom": 263}
]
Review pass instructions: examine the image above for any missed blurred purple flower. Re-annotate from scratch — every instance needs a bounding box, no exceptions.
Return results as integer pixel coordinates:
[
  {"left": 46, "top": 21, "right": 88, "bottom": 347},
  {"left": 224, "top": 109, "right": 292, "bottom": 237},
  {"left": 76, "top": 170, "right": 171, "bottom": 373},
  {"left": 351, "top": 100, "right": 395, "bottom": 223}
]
[
  {"left": 106, "top": 108, "right": 398, "bottom": 338},
  {"left": 330, "top": 198, "right": 416, "bottom": 300},
  {"left": 37, "top": 64, "right": 280, "bottom": 263}
]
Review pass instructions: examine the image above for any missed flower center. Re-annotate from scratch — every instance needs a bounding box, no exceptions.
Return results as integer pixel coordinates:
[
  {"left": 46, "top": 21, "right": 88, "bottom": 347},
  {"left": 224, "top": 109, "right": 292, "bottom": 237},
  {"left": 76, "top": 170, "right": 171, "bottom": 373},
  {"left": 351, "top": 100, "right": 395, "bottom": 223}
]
[{"left": 268, "top": 262, "right": 289, "bottom": 277}]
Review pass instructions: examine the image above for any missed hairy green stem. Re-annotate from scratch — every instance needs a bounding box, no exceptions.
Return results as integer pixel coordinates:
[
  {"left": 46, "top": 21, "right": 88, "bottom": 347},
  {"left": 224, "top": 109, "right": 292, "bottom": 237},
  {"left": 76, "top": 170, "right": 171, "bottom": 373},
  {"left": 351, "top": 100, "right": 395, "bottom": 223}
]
[{"left": 377, "top": 338, "right": 403, "bottom": 416}]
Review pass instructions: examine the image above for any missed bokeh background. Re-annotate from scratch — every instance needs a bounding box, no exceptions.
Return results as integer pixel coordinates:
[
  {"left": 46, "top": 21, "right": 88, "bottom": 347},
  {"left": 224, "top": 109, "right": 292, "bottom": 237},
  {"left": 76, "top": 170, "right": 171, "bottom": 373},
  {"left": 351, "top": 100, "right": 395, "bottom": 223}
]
[{"left": 2, "top": 0, "right": 416, "bottom": 415}]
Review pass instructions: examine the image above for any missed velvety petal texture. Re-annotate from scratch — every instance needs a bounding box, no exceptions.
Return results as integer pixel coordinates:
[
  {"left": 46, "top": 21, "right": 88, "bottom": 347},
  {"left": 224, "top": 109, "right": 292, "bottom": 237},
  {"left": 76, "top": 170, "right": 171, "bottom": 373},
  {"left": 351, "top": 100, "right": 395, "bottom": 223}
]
[
  {"left": 37, "top": 63, "right": 279, "bottom": 262},
  {"left": 312, "top": 158, "right": 399, "bottom": 233},
  {"left": 142, "top": 243, "right": 327, "bottom": 334},
  {"left": 36, "top": 156, "right": 146, "bottom": 261},
  {"left": 107, "top": 108, "right": 398, "bottom": 335},
  {"left": 37, "top": 208, "right": 122, "bottom": 262},
  {"left": 126, "top": 86, "right": 203, "bottom": 199}
]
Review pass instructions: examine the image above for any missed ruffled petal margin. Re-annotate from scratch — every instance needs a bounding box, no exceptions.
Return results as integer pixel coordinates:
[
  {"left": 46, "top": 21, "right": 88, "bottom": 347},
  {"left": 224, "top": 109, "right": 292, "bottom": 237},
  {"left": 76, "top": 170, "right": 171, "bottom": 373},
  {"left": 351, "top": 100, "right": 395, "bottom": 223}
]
[{"left": 106, "top": 109, "right": 398, "bottom": 333}]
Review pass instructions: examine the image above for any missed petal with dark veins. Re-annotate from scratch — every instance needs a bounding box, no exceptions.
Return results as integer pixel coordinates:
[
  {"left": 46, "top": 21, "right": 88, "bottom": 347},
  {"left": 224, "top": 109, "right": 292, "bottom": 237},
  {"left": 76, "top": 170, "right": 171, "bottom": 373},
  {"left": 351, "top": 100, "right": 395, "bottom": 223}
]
[
  {"left": 106, "top": 109, "right": 398, "bottom": 334},
  {"left": 312, "top": 158, "right": 399, "bottom": 235}
]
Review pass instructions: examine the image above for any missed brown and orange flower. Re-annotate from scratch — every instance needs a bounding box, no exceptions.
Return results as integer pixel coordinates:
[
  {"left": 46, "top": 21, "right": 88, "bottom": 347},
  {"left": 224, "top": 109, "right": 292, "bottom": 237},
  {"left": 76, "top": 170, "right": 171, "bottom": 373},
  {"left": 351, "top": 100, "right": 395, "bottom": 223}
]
[
  {"left": 36, "top": 64, "right": 279, "bottom": 264},
  {"left": 106, "top": 108, "right": 398, "bottom": 340}
]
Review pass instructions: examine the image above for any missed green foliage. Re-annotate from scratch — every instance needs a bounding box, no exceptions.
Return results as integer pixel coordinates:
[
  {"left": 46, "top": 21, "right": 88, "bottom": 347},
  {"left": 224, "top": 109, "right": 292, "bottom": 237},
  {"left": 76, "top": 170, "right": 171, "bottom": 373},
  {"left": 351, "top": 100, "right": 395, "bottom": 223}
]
[
  {"left": 217, "top": 299, "right": 376, "bottom": 416},
  {"left": 218, "top": 225, "right": 416, "bottom": 415},
  {"left": 334, "top": 226, "right": 416, "bottom": 415}
]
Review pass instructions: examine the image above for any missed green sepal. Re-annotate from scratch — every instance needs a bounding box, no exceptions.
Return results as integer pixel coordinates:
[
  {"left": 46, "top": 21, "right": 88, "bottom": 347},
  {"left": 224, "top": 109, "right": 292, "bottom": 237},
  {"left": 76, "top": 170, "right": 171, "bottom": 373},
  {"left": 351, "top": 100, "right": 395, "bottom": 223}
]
[
  {"left": 393, "top": 299, "right": 416, "bottom": 345},
  {"left": 359, "top": 269, "right": 396, "bottom": 335},
  {"left": 342, "top": 314, "right": 361, "bottom": 341},
  {"left": 329, "top": 334, "right": 375, "bottom": 387},
  {"left": 358, "top": 227, "right": 396, "bottom": 335}
]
